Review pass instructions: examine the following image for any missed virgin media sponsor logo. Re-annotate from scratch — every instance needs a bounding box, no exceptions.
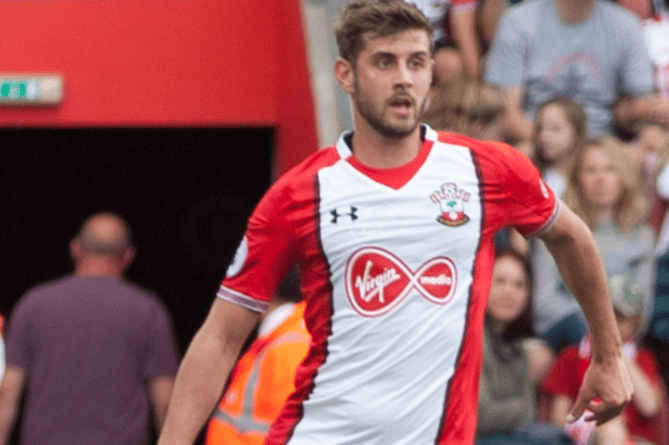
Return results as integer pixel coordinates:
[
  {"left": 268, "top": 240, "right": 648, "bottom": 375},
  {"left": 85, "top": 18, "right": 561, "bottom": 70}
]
[{"left": 345, "top": 247, "right": 457, "bottom": 317}]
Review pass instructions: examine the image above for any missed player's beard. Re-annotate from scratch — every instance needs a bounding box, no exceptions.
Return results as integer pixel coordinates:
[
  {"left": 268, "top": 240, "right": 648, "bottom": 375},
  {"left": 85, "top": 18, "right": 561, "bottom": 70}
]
[{"left": 352, "top": 78, "right": 424, "bottom": 140}]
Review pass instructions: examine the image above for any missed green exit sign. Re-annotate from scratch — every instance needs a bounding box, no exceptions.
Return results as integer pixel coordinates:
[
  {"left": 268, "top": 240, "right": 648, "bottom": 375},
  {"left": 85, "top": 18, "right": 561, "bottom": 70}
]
[{"left": 0, "top": 74, "right": 63, "bottom": 105}]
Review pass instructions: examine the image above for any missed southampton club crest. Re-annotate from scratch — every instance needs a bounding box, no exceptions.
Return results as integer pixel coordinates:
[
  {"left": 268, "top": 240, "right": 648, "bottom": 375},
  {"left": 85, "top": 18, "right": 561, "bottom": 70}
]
[{"left": 430, "top": 182, "right": 471, "bottom": 227}]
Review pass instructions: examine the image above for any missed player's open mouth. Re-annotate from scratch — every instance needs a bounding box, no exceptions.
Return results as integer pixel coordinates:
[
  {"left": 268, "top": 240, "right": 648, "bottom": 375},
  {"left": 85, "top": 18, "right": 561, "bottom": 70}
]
[{"left": 389, "top": 97, "right": 413, "bottom": 115}]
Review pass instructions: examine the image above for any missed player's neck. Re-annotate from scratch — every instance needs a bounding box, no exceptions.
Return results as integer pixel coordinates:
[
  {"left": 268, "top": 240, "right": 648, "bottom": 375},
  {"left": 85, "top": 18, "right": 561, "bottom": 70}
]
[
  {"left": 349, "top": 120, "right": 423, "bottom": 169},
  {"left": 553, "top": 0, "right": 595, "bottom": 24}
]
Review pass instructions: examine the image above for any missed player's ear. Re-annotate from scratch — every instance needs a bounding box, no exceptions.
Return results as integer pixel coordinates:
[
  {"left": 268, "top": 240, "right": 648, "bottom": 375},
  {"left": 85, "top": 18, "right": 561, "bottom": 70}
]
[{"left": 335, "top": 58, "right": 355, "bottom": 94}]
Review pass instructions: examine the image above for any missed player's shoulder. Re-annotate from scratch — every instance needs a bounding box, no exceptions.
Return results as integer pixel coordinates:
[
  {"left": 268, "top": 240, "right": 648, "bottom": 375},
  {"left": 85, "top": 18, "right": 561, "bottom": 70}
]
[
  {"left": 272, "top": 147, "right": 340, "bottom": 193},
  {"left": 253, "top": 146, "right": 341, "bottom": 216}
]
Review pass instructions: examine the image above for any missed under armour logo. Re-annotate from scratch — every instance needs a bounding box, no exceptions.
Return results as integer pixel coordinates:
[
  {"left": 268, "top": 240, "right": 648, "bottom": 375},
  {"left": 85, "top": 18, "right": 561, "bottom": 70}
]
[{"left": 331, "top": 206, "right": 358, "bottom": 223}]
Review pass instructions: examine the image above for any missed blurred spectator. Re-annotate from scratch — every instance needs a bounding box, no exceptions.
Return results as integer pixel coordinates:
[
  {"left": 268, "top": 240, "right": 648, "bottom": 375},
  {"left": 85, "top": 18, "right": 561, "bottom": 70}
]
[
  {"left": 533, "top": 137, "right": 655, "bottom": 353},
  {"left": 422, "top": 77, "right": 505, "bottom": 140},
  {"left": 640, "top": 0, "right": 669, "bottom": 111},
  {"left": 647, "top": 139, "right": 669, "bottom": 394},
  {"left": 615, "top": 0, "right": 669, "bottom": 141},
  {"left": 411, "top": 0, "right": 481, "bottom": 84},
  {"left": 479, "top": 0, "right": 512, "bottom": 49},
  {"left": 476, "top": 249, "right": 564, "bottom": 445},
  {"left": 484, "top": 0, "right": 659, "bottom": 144},
  {"left": 479, "top": 0, "right": 527, "bottom": 37},
  {"left": 205, "top": 270, "right": 310, "bottom": 445},
  {"left": 629, "top": 121, "right": 669, "bottom": 201},
  {"left": 0, "top": 212, "right": 179, "bottom": 445},
  {"left": 541, "top": 274, "right": 664, "bottom": 445},
  {"left": 449, "top": 0, "right": 483, "bottom": 79},
  {"left": 532, "top": 96, "right": 588, "bottom": 199}
]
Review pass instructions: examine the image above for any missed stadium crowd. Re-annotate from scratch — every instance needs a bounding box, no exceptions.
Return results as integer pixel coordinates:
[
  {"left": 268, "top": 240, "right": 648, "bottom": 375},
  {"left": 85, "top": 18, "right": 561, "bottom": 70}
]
[
  {"left": 0, "top": 0, "right": 668, "bottom": 444},
  {"left": 421, "top": 0, "right": 669, "bottom": 443}
]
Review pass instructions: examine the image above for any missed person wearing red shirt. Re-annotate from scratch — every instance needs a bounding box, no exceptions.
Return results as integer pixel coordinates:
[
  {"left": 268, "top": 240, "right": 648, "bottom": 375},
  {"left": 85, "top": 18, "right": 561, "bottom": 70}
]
[{"left": 542, "top": 275, "right": 665, "bottom": 445}]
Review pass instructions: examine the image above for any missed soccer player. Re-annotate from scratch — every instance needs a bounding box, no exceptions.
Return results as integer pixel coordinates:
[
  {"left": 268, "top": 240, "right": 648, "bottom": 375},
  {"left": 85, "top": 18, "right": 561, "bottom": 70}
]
[{"left": 158, "top": 1, "right": 632, "bottom": 444}]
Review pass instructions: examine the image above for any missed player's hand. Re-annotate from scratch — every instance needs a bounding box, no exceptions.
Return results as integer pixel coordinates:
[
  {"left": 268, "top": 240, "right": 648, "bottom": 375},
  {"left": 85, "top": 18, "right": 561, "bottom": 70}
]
[{"left": 566, "top": 353, "right": 633, "bottom": 426}]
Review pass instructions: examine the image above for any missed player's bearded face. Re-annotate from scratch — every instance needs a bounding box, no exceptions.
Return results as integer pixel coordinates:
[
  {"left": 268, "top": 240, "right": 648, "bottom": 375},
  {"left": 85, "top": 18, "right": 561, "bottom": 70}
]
[
  {"left": 352, "top": 76, "right": 427, "bottom": 139},
  {"left": 349, "top": 30, "right": 432, "bottom": 139}
]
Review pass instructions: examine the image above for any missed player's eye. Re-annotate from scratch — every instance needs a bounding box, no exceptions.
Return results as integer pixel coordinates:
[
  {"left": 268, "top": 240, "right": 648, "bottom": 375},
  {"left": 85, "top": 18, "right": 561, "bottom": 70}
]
[{"left": 377, "top": 57, "right": 393, "bottom": 68}]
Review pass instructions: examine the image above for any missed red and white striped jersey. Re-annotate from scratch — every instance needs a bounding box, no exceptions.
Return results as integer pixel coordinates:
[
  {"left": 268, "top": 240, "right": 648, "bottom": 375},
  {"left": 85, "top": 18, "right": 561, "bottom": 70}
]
[{"left": 219, "top": 125, "right": 558, "bottom": 445}]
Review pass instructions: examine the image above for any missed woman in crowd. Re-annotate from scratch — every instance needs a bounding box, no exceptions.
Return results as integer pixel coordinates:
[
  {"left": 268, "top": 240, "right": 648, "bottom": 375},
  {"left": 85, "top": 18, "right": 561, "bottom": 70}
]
[
  {"left": 564, "top": 137, "right": 656, "bottom": 322},
  {"left": 534, "top": 137, "right": 656, "bottom": 354},
  {"left": 476, "top": 249, "right": 561, "bottom": 444}
]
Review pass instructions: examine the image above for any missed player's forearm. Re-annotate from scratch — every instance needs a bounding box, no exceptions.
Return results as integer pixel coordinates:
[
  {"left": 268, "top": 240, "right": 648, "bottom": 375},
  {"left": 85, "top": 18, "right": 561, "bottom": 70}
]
[
  {"left": 157, "top": 329, "right": 240, "bottom": 445},
  {"left": 542, "top": 212, "right": 622, "bottom": 360}
]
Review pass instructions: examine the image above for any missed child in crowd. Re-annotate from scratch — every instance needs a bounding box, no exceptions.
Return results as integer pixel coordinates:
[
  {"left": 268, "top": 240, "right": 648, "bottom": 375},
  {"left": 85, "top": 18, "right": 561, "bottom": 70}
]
[
  {"left": 532, "top": 96, "right": 588, "bottom": 199},
  {"left": 541, "top": 274, "right": 664, "bottom": 445},
  {"left": 476, "top": 249, "right": 560, "bottom": 444}
]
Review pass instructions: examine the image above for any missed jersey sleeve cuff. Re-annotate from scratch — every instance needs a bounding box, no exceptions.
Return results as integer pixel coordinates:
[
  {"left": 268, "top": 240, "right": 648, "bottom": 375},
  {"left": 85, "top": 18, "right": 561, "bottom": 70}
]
[
  {"left": 217, "top": 285, "right": 269, "bottom": 313},
  {"left": 525, "top": 198, "right": 561, "bottom": 238}
]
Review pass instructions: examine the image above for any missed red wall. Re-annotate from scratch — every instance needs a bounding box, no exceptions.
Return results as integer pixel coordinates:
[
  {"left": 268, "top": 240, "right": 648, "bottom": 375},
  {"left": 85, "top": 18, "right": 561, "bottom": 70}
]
[{"left": 0, "top": 0, "right": 318, "bottom": 174}]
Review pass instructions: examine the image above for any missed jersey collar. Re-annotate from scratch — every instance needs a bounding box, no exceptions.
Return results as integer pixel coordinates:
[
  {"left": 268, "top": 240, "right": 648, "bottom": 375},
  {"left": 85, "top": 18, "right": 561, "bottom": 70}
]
[{"left": 334, "top": 124, "right": 437, "bottom": 191}]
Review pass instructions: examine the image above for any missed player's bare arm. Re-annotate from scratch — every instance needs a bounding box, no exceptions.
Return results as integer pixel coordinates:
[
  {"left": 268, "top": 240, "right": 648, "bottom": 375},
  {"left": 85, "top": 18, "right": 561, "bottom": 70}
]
[
  {"left": 537, "top": 201, "right": 633, "bottom": 425},
  {"left": 157, "top": 298, "right": 260, "bottom": 445}
]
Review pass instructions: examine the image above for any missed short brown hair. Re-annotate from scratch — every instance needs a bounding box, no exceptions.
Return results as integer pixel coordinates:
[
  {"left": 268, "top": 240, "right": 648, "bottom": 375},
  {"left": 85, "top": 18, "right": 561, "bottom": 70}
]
[{"left": 334, "top": 0, "right": 433, "bottom": 64}]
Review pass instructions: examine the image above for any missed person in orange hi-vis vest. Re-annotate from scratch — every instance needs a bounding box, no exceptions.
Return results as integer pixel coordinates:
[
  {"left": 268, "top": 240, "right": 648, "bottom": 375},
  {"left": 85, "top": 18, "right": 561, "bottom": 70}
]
[{"left": 205, "top": 271, "right": 309, "bottom": 445}]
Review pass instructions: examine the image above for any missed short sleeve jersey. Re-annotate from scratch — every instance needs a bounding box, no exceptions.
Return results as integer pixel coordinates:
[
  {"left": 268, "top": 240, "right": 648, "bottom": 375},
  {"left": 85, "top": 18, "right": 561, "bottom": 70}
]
[{"left": 219, "top": 125, "right": 558, "bottom": 445}]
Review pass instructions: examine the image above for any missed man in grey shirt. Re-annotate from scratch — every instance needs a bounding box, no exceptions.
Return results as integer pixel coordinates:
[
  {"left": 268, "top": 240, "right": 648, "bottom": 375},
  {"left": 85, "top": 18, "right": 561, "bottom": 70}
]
[{"left": 484, "top": 0, "right": 666, "bottom": 141}]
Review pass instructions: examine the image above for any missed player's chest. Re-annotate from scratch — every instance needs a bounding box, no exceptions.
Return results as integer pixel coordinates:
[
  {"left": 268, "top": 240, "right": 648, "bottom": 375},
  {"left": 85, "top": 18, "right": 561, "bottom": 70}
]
[{"left": 315, "top": 153, "right": 483, "bottom": 265}]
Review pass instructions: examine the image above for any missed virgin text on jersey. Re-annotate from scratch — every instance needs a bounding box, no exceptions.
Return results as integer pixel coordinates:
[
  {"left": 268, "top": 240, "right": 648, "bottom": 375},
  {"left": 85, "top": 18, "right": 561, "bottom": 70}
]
[
  {"left": 430, "top": 182, "right": 471, "bottom": 227},
  {"left": 345, "top": 246, "right": 458, "bottom": 317}
]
